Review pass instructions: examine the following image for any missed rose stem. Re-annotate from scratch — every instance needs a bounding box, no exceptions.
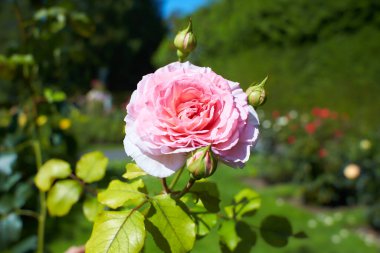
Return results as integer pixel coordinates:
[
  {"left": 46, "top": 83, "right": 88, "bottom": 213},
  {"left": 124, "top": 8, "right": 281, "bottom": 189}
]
[
  {"left": 69, "top": 174, "right": 98, "bottom": 196},
  {"left": 175, "top": 178, "right": 196, "bottom": 199},
  {"left": 169, "top": 165, "right": 185, "bottom": 190},
  {"left": 161, "top": 178, "right": 171, "bottom": 193},
  {"left": 33, "top": 141, "right": 46, "bottom": 253}
]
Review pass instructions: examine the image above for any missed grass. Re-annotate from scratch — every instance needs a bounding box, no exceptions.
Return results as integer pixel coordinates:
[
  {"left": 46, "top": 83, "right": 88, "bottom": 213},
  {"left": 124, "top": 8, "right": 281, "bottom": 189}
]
[{"left": 47, "top": 159, "right": 379, "bottom": 253}]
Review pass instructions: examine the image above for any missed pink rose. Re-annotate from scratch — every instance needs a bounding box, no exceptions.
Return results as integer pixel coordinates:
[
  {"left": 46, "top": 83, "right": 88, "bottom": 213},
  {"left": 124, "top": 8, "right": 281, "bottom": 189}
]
[{"left": 124, "top": 62, "right": 259, "bottom": 177}]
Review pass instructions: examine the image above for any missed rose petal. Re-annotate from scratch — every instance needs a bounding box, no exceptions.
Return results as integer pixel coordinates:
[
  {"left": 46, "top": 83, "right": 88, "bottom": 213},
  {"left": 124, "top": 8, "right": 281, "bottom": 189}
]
[{"left": 123, "top": 135, "right": 186, "bottom": 178}]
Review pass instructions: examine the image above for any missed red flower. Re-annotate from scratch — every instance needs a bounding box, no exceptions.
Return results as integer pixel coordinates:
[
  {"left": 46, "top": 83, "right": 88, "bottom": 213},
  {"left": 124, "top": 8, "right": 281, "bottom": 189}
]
[
  {"left": 287, "top": 136, "right": 296, "bottom": 144},
  {"left": 334, "top": 130, "right": 343, "bottom": 138},
  {"left": 312, "top": 107, "right": 321, "bottom": 117},
  {"left": 330, "top": 112, "right": 338, "bottom": 119},
  {"left": 319, "top": 108, "right": 330, "bottom": 119},
  {"left": 318, "top": 148, "right": 328, "bottom": 158},
  {"left": 305, "top": 123, "right": 317, "bottom": 134},
  {"left": 272, "top": 110, "right": 280, "bottom": 119}
]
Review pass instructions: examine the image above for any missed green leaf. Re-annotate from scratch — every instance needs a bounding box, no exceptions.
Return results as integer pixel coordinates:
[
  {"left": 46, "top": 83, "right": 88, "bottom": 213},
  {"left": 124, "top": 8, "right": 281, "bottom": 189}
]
[
  {"left": 8, "top": 235, "right": 37, "bottom": 253},
  {"left": 47, "top": 179, "right": 82, "bottom": 216},
  {"left": 70, "top": 12, "right": 95, "bottom": 37},
  {"left": 83, "top": 196, "right": 103, "bottom": 222},
  {"left": 86, "top": 210, "right": 145, "bottom": 253},
  {"left": 0, "top": 213, "right": 22, "bottom": 250},
  {"left": 14, "top": 182, "right": 33, "bottom": 208},
  {"left": 225, "top": 188, "right": 261, "bottom": 219},
  {"left": 218, "top": 220, "right": 240, "bottom": 251},
  {"left": 219, "top": 221, "right": 257, "bottom": 253},
  {"left": 189, "top": 181, "right": 220, "bottom": 213},
  {"left": 260, "top": 215, "right": 293, "bottom": 247},
  {"left": 34, "top": 159, "right": 71, "bottom": 192},
  {"left": 0, "top": 172, "right": 22, "bottom": 192},
  {"left": 293, "top": 231, "right": 308, "bottom": 239},
  {"left": 147, "top": 195, "right": 196, "bottom": 253},
  {"left": 0, "top": 195, "right": 13, "bottom": 215},
  {"left": 0, "top": 153, "right": 17, "bottom": 175},
  {"left": 97, "top": 179, "right": 145, "bottom": 209},
  {"left": 122, "top": 163, "right": 146, "bottom": 180},
  {"left": 196, "top": 213, "right": 218, "bottom": 237},
  {"left": 76, "top": 151, "right": 108, "bottom": 183}
]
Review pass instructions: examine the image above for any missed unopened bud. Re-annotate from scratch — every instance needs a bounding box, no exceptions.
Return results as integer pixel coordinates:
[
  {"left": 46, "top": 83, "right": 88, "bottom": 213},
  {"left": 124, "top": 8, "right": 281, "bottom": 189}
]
[
  {"left": 186, "top": 146, "right": 218, "bottom": 180},
  {"left": 174, "top": 19, "right": 197, "bottom": 62},
  {"left": 246, "top": 76, "right": 268, "bottom": 108}
]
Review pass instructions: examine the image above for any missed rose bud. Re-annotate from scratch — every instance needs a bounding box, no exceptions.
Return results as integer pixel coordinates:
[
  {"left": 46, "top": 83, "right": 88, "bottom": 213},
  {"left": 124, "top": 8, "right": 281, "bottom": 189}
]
[
  {"left": 246, "top": 76, "right": 268, "bottom": 108},
  {"left": 186, "top": 146, "right": 218, "bottom": 180},
  {"left": 174, "top": 19, "right": 197, "bottom": 62}
]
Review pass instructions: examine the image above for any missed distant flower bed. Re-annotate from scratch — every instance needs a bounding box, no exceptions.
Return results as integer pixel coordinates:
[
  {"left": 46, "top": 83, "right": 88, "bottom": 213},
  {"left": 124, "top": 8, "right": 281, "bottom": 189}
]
[{"left": 254, "top": 107, "right": 380, "bottom": 230}]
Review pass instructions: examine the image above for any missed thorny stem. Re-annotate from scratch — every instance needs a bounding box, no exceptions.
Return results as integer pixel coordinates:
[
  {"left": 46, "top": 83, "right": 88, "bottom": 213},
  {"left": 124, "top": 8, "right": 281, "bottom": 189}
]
[
  {"left": 32, "top": 141, "right": 45, "bottom": 253},
  {"left": 174, "top": 178, "right": 196, "bottom": 199},
  {"left": 15, "top": 209, "right": 39, "bottom": 219},
  {"left": 161, "top": 178, "right": 171, "bottom": 193},
  {"left": 169, "top": 166, "right": 185, "bottom": 190},
  {"left": 12, "top": 0, "right": 26, "bottom": 42},
  {"left": 69, "top": 174, "right": 98, "bottom": 196}
]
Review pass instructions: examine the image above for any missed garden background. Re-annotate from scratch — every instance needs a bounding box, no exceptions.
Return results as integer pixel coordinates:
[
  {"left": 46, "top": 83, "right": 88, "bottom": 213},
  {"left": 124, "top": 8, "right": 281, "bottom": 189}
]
[{"left": 0, "top": 0, "right": 379, "bottom": 252}]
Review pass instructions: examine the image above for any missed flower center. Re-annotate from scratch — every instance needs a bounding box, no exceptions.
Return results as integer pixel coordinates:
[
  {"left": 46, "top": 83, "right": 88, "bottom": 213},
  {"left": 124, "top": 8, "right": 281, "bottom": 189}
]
[{"left": 177, "top": 101, "right": 203, "bottom": 120}]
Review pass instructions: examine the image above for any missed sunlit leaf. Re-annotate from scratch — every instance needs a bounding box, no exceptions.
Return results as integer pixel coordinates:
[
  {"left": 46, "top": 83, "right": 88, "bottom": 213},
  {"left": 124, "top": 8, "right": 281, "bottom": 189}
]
[
  {"left": 196, "top": 213, "right": 218, "bottom": 237},
  {"left": 47, "top": 179, "right": 82, "bottom": 216},
  {"left": 86, "top": 210, "right": 145, "bottom": 253},
  {"left": 218, "top": 220, "right": 240, "bottom": 251},
  {"left": 44, "top": 88, "right": 67, "bottom": 103},
  {"left": 260, "top": 215, "right": 293, "bottom": 247},
  {"left": 147, "top": 194, "right": 196, "bottom": 253},
  {"left": 97, "top": 179, "right": 145, "bottom": 209},
  {"left": 34, "top": 159, "right": 71, "bottom": 192},
  {"left": 76, "top": 151, "right": 108, "bottom": 183},
  {"left": 83, "top": 196, "right": 103, "bottom": 222},
  {"left": 122, "top": 163, "right": 146, "bottom": 180},
  {"left": 225, "top": 188, "right": 261, "bottom": 219}
]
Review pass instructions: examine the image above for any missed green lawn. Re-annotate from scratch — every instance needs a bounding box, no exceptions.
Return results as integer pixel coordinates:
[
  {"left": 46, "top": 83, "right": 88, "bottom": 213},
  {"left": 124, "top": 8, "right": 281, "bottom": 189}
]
[{"left": 47, "top": 159, "right": 379, "bottom": 253}]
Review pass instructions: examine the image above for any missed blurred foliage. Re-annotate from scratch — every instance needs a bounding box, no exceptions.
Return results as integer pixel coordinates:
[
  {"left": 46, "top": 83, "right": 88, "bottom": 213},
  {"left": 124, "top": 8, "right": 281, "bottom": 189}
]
[
  {"left": 69, "top": 107, "right": 124, "bottom": 149},
  {"left": 0, "top": 1, "right": 164, "bottom": 250},
  {"left": 0, "top": 0, "right": 165, "bottom": 106},
  {"left": 154, "top": 0, "right": 380, "bottom": 131},
  {"left": 253, "top": 107, "right": 380, "bottom": 231}
]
